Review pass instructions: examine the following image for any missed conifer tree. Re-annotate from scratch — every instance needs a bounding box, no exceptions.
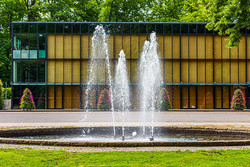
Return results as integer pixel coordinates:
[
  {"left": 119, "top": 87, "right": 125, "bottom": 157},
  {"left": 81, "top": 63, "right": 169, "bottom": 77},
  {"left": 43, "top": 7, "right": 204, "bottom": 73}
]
[
  {"left": 20, "top": 88, "right": 36, "bottom": 110},
  {"left": 231, "top": 89, "right": 246, "bottom": 110},
  {"left": 157, "top": 88, "right": 171, "bottom": 110},
  {"left": 97, "top": 88, "right": 111, "bottom": 110}
]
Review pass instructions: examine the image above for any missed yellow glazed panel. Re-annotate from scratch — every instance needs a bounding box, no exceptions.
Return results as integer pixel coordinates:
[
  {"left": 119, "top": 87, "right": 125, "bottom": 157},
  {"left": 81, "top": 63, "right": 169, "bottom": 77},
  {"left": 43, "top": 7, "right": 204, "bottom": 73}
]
[
  {"left": 189, "top": 35, "right": 196, "bottom": 59},
  {"left": 206, "top": 36, "right": 213, "bottom": 59},
  {"left": 64, "top": 35, "right": 72, "bottom": 58},
  {"left": 56, "top": 35, "right": 63, "bottom": 58},
  {"left": 214, "top": 36, "right": 221, "bottom": 59},
  {"left": 81, "top": 35, "right": 89, "bottom": 59},
  {"left": 173, "top": 61, "right": 180, "bottom": 83},
  {"left": 182, "top": 86, "right": 188, "bottom": 108},
  {"left": 198, "top": 61, "right": 205, "bottom": 83},
  {"left": 81, "top": 60, "right": 88, "bottom": 83},
  {"left": 181, "top": 35, "right": 188, "bottom": 59},
  {"left": 206, "top": 61, "right": 213, "bottom": 83},
  {"left": 190, "top": 86, "right": 196, "bottom": 108},
  {"left": 131, "top": 35, "right": 139, "bottom": 58},
  {"left": 123, "top": 35, "right": 130, "bottom": 59},
  {"left": 56, "top": 86, "right": 62, "bottom": 109},
  {"left": 239, "top": 36, "right": 246, "bottom": 59},
  {"left": 181, "top": 61, "right": 188, "bottom": 83},
  {"left": 64, "top": 60, "right": 72, "bottom": 83},
  {"left": 198, "top": 36, "right": 205, "bottom": 59},
  {"left": 231, "top": 61, "right": 238, "bottom": 83},
  {"left": 48, "top": 60, "right": 55, "bottom": 83},
  {"left": 239, "top": 61, "right": 246, "bottom": 83},
  {"left": 214, "top": 61, "right": 221, "bottom": 83},
  {"left": 189, "top": 61, "right": 197, "bottom": 83},
  {"left": 73, "top": 35, "right": 80, "bottom": 59},
  {"left": 48, "top": 35, "right": 55, "bottom": 58},
  {"left": 165, "top": 61, "right": 172, "bottom": 83},
  {"left": 164, "top": 35, "right": 172, "bottom": 59},
  {"left": 48, "top": 86, "right": 54, "bottom": 109},
  {"left": 173, "top": 35, "right": 180, "bottom": 59},
  {"left": 222, "top": 36, "right": 229, "bottom": 59},
  {"left": 73, "top": 60, "right": 80, "bottom": 83},
  {"left": 115, "top": 35, "right": 122, "bottom": 58},
  {"left": 56, "top": 60, "right": 63, "bottom": 83},
  {"left": 222, "top": 61, "right": 230, "bottom": 83}
]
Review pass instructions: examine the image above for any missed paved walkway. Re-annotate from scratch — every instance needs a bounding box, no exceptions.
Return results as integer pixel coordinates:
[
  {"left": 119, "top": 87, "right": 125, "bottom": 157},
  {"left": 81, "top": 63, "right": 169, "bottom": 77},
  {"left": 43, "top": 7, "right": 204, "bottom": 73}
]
[
  {"left": 0, "top": 143, "right": 249, "bottom": 152},
  {"left": 0, "top": 112, "right": 249, "bottom": 129}
]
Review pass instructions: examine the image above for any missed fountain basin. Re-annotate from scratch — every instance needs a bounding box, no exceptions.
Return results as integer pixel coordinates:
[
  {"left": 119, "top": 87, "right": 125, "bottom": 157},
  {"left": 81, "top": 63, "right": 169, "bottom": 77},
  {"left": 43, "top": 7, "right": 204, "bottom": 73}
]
[{"left": 0, "top": 127, "right": 249, "bottom": 147}]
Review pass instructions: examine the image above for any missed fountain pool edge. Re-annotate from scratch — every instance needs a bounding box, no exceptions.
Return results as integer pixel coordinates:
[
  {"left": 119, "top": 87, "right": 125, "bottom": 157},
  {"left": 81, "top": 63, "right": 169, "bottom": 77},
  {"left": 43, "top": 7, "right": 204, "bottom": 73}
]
[{"left": 0, "top": 127, "right": 250, "bottom": 147}]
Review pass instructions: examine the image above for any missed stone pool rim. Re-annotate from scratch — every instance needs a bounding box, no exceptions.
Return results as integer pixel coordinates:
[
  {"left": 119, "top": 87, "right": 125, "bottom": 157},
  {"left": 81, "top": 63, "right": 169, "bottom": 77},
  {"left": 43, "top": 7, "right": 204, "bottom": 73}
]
[{"left": 0, "top": 127, "right": 249, "bottom": 147}]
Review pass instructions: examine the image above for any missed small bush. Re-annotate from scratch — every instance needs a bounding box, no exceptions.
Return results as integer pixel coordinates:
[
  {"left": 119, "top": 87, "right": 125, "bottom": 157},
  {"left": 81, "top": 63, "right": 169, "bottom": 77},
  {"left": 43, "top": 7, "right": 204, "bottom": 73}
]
[
  {"left": 157, "top": 88, "right": 171, "bottom": 110},
  {"left": 97, "top": 88, "right": 111, "bottom": 110},
  {"left": 231, "top": 89, "right": 246, "bottom": 110},
  {"left": 37, "top": 92, "right": 45, "bottom": 109},
  {"left": 2, "top": 87, "right": 11, "bottom": 99},
  {"left": 20, "top": 88, "right": 36, "bottom": 110},
  {"left": 0, "top": 80, "right": 3, "bottom": 109}
]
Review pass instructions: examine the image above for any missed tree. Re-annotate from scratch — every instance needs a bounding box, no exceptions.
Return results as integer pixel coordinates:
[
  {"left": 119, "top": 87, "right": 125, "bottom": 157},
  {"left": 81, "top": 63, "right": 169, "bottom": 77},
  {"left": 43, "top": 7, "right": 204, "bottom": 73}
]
[
  {"left": 0, "top": 0, "right": 26, "bottom": 85},
  {"left": 98, "top": 0, "right": 152, "bottom": 22},
  {"left": 20, "top": 88, "right": 36, "bottom": 110},
  {"left": 203, "top": 0, "right": 250, "bottom": 47},
  {"left": 157, "top": 88, "right": 171, "bottom": 110},
  {"left": 97, "top": 88, "right": 111, "bottom": 110},
  {"left": 231, "top": 89, "right": 246, "bottom": 110}
]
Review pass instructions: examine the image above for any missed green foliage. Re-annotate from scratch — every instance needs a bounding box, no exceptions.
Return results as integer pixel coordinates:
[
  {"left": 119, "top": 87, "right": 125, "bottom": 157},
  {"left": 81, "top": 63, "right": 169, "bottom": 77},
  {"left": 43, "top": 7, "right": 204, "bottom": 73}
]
[
  {"left": 0, "top": 80, "right": 3, "bottom": 109},
  {"left": 2, "top": 87, "right": 11, "bottom": 99},
  {"left": 231, "top": 89, "right": 246, "bottom": 110},
  {"left": 19, "top": 88, "right": 36, "bottom": 110},
  {"left": 0, "top": 148, "right": 250, "bottom": 166},
  {"left": 157, "top": 88, "right": 171, "bottom": 110},
  {"left": 204, "top": 0, "right": 250, "bottom": 47},
  {"left": 97, "top": 88, "right": 111, "bottom": 110}
]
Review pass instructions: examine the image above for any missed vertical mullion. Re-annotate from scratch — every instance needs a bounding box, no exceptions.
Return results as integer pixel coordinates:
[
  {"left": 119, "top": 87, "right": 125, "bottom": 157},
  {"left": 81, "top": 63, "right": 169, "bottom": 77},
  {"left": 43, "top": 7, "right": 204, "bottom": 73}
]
[
  {"left": 246, "top": 31, "right": 248, "bottom": 108},
  {"left": 11, "top": 23, "right": 14, "bottom": 109},
  {"left": 212, "top": 30, "right": 215, "bottom": 109},
  {"left": 221, "top": 36, "right": 223, "bottom": 108},
  {"left": 80, "top": 24, "right": 82, "bottom": 109},
  {"left": 71, "top": 28, "right": 73, "bottom": 109},
  {"left": 179, "top": 24, "right": 182, "bottom": 109},
  {"left": 54, "top": 24, "right": 56, "bottom": 109}
]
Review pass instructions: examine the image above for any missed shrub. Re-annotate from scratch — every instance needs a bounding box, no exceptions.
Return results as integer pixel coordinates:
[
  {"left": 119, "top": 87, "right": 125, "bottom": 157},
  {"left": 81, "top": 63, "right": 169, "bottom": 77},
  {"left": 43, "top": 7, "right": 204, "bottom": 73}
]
[
  {"left": 37, "top": 92, "right": 45, "bottom": 109},
  {"left": 231, "top": 89, "right": 246, "bottom": 110},
  {"left": 20, "top": 88, "right": 36, "bottom": 110},
  {"left": 97, "top": 88, "right": 111, "bottom": 110},
  {"left": 0, "top": 80, "right": 2, "bottom": 109},
  {"left": 157, "top": 88, "right": 171, "bottom": 110},
  {"left": 2, "top": 87, "right": 12, "bottom": 99}
]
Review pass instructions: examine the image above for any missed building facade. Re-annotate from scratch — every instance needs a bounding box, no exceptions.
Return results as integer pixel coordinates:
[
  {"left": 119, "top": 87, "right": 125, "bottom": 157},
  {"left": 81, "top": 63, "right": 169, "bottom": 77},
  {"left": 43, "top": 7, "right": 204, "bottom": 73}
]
[{"left": 11, "top": 22, "right": 250, "bottom": 109}]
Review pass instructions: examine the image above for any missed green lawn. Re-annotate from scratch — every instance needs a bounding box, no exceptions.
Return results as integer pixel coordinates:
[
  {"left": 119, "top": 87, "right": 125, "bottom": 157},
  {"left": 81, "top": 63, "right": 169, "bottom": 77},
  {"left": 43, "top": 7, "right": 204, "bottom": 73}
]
[{"left": 0, "top": 148, "right": 249, "bottom": 166}]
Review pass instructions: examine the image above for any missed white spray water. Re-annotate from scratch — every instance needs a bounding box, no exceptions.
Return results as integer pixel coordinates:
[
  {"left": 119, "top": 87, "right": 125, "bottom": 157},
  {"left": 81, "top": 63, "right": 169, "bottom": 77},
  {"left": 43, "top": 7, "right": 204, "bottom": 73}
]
[
  {"left": 139, "top": 32, "right": 162, "bottom": 140},
  {"left": 114, "top": 50, "right": 130, "bottom": 140},
  {"left": 84, "top": 25, "right": 115, "bottom": 137}
]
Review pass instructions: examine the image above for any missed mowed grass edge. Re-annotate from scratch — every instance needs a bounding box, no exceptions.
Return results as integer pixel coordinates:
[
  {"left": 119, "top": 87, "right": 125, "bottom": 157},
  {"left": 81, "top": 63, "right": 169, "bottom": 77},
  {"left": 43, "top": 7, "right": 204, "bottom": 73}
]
[{"left": 0, "top": 148, "right": 249, "bottom": 166}]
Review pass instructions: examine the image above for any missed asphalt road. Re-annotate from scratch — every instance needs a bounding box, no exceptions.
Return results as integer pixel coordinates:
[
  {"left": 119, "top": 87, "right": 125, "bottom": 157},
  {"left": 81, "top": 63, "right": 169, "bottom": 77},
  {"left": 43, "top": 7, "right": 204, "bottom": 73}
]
[{"left": 0, "top": 112, "right": 249, "bottom": 123}]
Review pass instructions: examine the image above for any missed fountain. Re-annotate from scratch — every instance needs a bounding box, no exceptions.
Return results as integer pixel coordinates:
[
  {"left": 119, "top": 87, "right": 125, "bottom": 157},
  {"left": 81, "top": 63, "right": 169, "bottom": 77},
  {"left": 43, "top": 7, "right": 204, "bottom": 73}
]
[
  {"left": 84, "top": 25, "right": 116, "bottom": 138},
  {"left": 114, "top": 50, "right": 130, "bottom": 141},
  {"left": 139, "top": 32, "right": 163, "bottom": 141}
]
